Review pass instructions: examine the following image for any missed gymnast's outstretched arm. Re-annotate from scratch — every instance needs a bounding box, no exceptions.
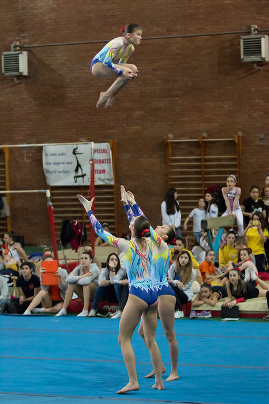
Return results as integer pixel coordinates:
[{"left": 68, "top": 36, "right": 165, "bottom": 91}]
[
  {"left": 77, "top": 195, "right": 129, "bottom": 253},
  {"left": 121, "top": 186, "right": 165, "bottom": 250}
]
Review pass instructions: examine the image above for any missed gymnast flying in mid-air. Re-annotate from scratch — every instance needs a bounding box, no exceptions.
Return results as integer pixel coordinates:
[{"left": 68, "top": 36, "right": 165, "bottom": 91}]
[{"left": 90, "top": 23, "right": 142, "bottom": 108}]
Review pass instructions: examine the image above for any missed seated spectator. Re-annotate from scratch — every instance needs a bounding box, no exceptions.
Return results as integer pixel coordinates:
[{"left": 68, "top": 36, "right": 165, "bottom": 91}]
[
  {"left": 221, "top": 175, "right": 244, "bottom": 235},
  {"left": 171, "top": 237, "right": 201, "bottom": 285},
  {"left": 218, "top": 230, "right": 238, "bottom": 271},
  {"left": 95, "top": 223, "right": 111, "bottom": 247},
  {"left": 8, "top": 262, "right": 41, "bottom": 314},
  {"left": 192, "top": 282, "right": 227, "bottom": 308},
  {"left": 1, "top": 231, "right": 28, "bottom": 263},
  {"left": 111, "top": 250, "right": 129, "bottom": 319},
  {"left": 225, "top": 248, "right": 257, "bottom": 281},
  {"left": 89, "top": 253, "right": 127, "bottom": 318},
  {"left": 241, "top": 185, "right": 266, "bottom": 227},
  {"left": 205, "top": 192, "right": 219, "bottom": 219},
  {"left": 56, "top": 251, "right": 100, "bottom": 317},
  {"left": 234, "top": 236, "right": 256, "bottom": 264},
  {"left": 35, "top": 248, "right": 54, "bottom": 278},
  {"left": 168, "top": 250, "right": 196, "bottom": 318},
  {"left": 0, "top": 232, "right": 28, "bottom": 278},
  {"left": 0, "top": 256, "right": 19, "bottom": 279},
  {"left": 183, "top": 198, "right": 206, "bottom": 243},
  {"left": 241, "top": 211, "right": 269, "bottom": 272},
  {"left": 186, "top": 234, "right": 206, "bottom": 265},
  {"left": 222, "top": 268, "right": 269, "bottom": 308},
  {"left": 171, "top": 237, "right": 199, "bottom": 268},
  {"left": 199, "top": 250, "right": 218, "bottom": 282},
  {"left": 23, "top": 255, "right": 68, "bottom": 315},
  {"left": 199, "top": 230, "right": 211, "bottom": 251},
  {"left": 0, "top": 275, "right": 9, "bottom": 313},
  {"left": 84, "top": 244, "right": 101, "bottom": 269}
]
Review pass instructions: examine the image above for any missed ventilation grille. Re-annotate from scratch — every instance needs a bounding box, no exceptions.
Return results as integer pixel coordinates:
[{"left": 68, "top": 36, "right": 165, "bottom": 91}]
[
  {"left": 1, "top": 51, "right": 28, "bottom": 76},
  {"left": 240, "top": 35, "right": 269, "bottom": 62}
]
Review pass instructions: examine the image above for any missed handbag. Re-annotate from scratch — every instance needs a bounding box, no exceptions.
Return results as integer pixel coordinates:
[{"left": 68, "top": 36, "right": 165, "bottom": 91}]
[{"left": 221, "top": 305, "right": 239, "bottom": 318}]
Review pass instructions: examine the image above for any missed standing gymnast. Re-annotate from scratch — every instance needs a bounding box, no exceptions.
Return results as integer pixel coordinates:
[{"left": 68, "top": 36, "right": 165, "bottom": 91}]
[
  {"left": 91, "top": 24, "right": 142, "bottom": 108},
  {"left": 120, "top": 186, "right": 179, "bottom": 382},
  {"left": 77, "top": 194, "right": 164, "bottom": 394}
]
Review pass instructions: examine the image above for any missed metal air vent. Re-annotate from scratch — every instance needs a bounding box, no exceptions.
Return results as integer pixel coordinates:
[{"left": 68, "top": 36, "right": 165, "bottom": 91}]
[
  {"left": 1, "top": 51, "right": 28, "bottom": 76},
  {"left": 240, "top": 35, "right": 269, "bottom": 62}
]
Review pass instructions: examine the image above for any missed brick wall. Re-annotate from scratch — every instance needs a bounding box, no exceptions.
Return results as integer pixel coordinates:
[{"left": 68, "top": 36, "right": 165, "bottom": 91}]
[{"left": 0, "top": 0, "right": 268, "bottom": 244}]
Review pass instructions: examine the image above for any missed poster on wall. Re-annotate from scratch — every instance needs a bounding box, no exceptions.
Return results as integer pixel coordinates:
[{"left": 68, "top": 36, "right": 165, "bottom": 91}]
[{"left": 42, "top": 143, "right": 114, "bottom": 186}]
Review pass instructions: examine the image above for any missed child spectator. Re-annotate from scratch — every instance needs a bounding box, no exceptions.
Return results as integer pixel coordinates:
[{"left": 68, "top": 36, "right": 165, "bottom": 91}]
[
  {"left": 218, "top": 230, "right": 238, "bottom": 271},
  {"left": 221, "top": 175, "right": 244, "bottom": 235},
  {"left": 192, "top": 282, "right": 227, "bottom": 308},
  {"left": 161, "top": 188, "right": 181, "bottom": 237},
  {"left": 23, "top": 255, "right": 68, "bottom": 315},
  {"left": 183, "top": 198, "right": 206, "bottom": 242},
  {"left": 186, "top": 234, "right": 205, "bottom": 265},
  {"left": 56, "top": 251, "right": 100, "bottom": 317},
  {"left": 0, "top": 275, "right": 9, "bottom": 313},
  {"left": 241, "top": 186, "right": 266, "bottom": 227},
  {"left": 205, "top": 192, "right": 219, "bottom": 219},
  {"left": 168, "top": 250, "right": 196, "bottom": 318},
  {"left": 234, "top": 237, "right": 256, "bottom": 264},
  {"left": 199, "top": 230, "right": 211, "bottom": 251},
  {"left": 171, "top": 237, "right": 201, "bottom": 285},
  {"left": 222, "top": 268, "right": 269, "bottom": 308},
  {"left": 9, "top": 262, "right": 41, "bottom": 314},
  {"left": 199, "top": 250, "right": 217, "bottom": 282},
  {"left": 228, "top": 247, "right": 258, "bottom": 282},
  {"left": 1, "top": 231, "right": 28, "bottom": 265},
  {"left": 241, "top": 212, "right": 269, "bottom": 272},
  {"left": 88, "top": 253, "right": 127, "bottom": 318}
]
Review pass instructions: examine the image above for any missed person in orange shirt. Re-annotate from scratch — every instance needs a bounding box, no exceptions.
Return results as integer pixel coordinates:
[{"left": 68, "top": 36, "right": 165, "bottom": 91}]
[
  {"left": 199, "top": 250, "right": 217, "bottom": 282},
  {"left": 23, "top": 255, "right": 68, "bottom": 315}
]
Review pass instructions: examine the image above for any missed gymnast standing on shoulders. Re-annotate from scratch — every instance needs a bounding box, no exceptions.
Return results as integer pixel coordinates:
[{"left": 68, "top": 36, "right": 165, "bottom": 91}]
[{"left": 90, "top": 24, "right": 142, "bottom": 108}]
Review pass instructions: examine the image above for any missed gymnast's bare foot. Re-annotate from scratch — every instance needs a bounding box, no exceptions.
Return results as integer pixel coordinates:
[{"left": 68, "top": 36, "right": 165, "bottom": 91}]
[
  {"left": 105, "top": 96, "right": 114, "bottom": 108},
  {"left": 151, "top": 382, "right": 165, "bottom": 390},
  {"left": 165, "top": 372, "right": 179, "bottom": 382},
  {"left": 145, "top": 364, "right": 166, "bottom": 378},
  {"left": 96, "top": 92, "right": 109, "bottom": 108},
  {"left": 116, "top": 381, "right": 139, "bottom": 394}
]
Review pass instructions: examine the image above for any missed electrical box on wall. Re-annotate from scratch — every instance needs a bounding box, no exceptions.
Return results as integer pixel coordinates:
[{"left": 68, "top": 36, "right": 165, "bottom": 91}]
[
  {"left": 240, "top": 35, "right": 269, "bottom": 62},
  {"left": 1, "top": 51, "right": 28, "bottom": 76}
]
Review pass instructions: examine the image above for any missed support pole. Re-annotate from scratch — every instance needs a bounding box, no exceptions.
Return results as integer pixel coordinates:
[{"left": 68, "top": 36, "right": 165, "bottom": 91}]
[
  {"left": 46, "top": 190, "right": 59, "bottom": 261},
  {"left": 90, "top": 159, "right": 95, "bottom": 254}
]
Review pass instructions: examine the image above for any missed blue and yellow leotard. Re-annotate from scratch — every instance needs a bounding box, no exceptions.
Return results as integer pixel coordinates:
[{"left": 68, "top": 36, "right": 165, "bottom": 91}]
[
  {"left": 86, "top": 210, "right": 157, "bottom": 305},
  {"left": 123, "top": 203, "right": 175, "bottom": 297},
  {"left": 91, "top": 37, "right": 134, "bottom": 75}
]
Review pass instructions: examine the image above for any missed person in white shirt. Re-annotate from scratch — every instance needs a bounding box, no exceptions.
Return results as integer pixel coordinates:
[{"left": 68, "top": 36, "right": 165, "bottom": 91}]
[
  {"left": 183, "top": 198, "right": 206, "bottom": 242},
  {"left": 161, "top": 188, "right": 181, "bottom": 237},
  {"left": 205, "top": 192, "right": 219, "bottom": 219}
]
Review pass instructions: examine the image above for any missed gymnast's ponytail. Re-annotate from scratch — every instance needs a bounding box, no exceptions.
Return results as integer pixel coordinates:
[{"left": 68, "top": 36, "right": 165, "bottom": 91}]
[
  {"left": 121, "top": 24, "right": 142, "bottom": 35},
  {"left": 134, "top": 216, "right": 151, "bottom": 239}
]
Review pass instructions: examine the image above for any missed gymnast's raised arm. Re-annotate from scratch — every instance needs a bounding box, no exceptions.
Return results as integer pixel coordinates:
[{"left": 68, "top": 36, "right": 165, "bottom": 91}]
[{"left": 77, "top": 195, "right": 129, "bottom": 254}]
